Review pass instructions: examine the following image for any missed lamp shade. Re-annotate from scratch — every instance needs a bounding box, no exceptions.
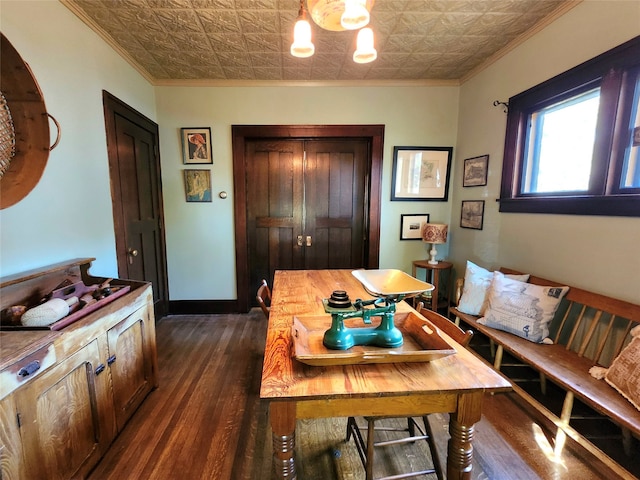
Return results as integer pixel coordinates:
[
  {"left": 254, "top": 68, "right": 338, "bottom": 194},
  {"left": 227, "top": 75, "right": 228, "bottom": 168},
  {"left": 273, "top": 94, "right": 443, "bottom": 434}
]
[
  {"left": 353, "top": 27, "right": 377, "bottom": 64},
  {"left": 422, "top": 223, "right": 448, "bottom": 244},
  {"left": 291, "top": 16, "right": 315, "bottom": 58}
]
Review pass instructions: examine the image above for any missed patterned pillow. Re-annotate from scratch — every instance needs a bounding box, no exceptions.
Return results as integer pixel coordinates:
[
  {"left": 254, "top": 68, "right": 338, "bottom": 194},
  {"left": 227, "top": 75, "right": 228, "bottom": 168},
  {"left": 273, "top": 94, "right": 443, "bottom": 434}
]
[
  {"left": 605, "top": 326, "right": 640, "bottom": 411},
  {"left": 457, "top": 261, "right": 530, "bottom": 316},
  {"left": 479, "top": 271, "right": 569, "bottom": 343}
]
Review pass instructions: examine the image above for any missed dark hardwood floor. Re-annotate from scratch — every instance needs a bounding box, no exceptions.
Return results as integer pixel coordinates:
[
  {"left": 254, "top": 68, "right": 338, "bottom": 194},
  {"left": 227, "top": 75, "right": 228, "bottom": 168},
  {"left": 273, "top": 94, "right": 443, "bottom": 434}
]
[{"left": 87, "top": 312, "right": 636, "bottom": 479}]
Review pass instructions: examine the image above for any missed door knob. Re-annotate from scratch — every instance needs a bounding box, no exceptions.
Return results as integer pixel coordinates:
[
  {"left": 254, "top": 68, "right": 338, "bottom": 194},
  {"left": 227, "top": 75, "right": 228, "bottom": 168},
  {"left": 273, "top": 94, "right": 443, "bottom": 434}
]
[{"left": 127, "top": 248, "right": 139, "bottom": 265}]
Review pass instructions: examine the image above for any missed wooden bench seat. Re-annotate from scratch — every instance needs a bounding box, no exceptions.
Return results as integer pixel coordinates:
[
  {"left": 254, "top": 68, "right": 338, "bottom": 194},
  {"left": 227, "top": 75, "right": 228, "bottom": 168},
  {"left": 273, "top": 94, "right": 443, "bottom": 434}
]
[{"left": 449, "top": 267, "right": 640, "bottom": 474}]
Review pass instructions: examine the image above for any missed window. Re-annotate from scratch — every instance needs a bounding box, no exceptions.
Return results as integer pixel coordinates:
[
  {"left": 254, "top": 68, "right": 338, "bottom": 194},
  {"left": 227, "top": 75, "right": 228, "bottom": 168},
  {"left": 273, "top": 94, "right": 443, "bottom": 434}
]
[{"left": 500, "top": 36, "right": 640, "bottom": 216}]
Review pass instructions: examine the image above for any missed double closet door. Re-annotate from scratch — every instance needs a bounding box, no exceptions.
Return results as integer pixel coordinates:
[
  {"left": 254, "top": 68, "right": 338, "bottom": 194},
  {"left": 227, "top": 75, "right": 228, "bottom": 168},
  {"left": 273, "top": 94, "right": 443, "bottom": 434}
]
[{"left": 246, "top": 138, "right": 369, "bottom": 292}]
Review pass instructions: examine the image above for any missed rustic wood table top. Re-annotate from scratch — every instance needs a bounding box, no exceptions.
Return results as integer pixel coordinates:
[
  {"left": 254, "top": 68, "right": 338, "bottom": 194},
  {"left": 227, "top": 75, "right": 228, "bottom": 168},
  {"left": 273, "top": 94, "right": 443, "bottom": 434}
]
[
  {"left": 260, "top": 269, "right": 511, "bottom": 480},
  {"left": 261, "top": 269, "right": 510, "bottom": 401}
]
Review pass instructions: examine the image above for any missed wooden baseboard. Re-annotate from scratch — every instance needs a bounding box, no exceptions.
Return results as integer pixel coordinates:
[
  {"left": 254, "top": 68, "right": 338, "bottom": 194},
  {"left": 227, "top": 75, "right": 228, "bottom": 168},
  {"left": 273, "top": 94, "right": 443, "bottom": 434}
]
[{"left": 168, "top": 299, "right": 239, "bottom": 314}]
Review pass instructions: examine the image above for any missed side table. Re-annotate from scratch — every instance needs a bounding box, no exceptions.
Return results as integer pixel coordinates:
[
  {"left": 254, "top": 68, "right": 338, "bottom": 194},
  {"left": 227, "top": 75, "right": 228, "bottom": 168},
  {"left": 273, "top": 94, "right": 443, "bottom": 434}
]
[{"left": 412, "top": 260, "right": 453, "bottom": 312}]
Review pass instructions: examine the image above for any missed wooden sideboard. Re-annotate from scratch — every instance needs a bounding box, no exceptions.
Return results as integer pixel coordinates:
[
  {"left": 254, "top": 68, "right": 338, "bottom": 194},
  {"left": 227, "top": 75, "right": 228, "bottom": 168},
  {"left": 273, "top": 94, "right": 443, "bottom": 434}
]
[{"left": 0, "top": 258, "right": 158, "bottom": 480}]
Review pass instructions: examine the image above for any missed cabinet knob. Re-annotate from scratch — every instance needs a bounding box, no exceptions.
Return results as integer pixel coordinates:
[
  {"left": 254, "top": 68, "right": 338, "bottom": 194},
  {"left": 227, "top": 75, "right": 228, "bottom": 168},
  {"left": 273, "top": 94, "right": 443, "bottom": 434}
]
[
  {"left": 18, "top": 360, "right": 40, "bottom": 377},
  {"left": 107, "top": 354, "right": 117, "bottom": 365},
  {"left": 95, "top": 364, "right": 105, "bottom": 375}
]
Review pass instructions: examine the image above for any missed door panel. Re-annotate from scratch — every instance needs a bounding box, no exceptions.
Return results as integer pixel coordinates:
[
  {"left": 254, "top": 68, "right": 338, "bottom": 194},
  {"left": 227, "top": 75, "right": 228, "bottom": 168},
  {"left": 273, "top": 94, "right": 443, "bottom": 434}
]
[
  {"left": 246, "top": 138, "right": 368, "bottom": 296},
  {"left": 304, "top": 140, "right": 367, "bottom": 269},
  {"left": 247, "top": 141, "right": 305, "bottom": 292},
  {"left": 104, "top": 92, "right": 169, "bottom": 318}
]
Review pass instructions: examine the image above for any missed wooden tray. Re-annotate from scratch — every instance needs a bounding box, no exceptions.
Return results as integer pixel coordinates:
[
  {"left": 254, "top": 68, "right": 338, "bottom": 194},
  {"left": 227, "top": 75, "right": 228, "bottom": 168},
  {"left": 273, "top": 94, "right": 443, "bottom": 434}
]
[{"left": 291, "top": 310, "right": 456, "bottom": 366}]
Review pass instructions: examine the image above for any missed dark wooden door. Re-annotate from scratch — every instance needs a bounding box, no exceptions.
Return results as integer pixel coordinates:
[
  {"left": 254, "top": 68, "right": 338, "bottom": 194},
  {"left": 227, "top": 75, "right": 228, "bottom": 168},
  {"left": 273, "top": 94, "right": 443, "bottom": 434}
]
[
  {"left": 233, "top": 124, "right": 384, "bottom": 312},
  {"left": 245, "top": 138, "right": 368, "bottom": 301},
  {"left": 103, "top": 91, "right": 169, "bottom": 318}
]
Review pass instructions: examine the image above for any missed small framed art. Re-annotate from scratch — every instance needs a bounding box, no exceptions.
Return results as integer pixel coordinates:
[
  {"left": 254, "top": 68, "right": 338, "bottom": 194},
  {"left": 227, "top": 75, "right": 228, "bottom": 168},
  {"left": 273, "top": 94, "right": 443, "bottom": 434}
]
[
  {"left": 181, "top": 127, "right": 212, "bottom": 164},
  {"left": 460, "top": 200, "right": 485, "bottom": 230},
  {"left": 391, "top": 146, "right": 452, "bottom": 201},
  {"left": 400, "top": 213, "right": 430, "bottom": 240},
  {"left": 463, "top": 154, "right": 489, "bottom": 187},
  {"left": 184, "top": 169, "right": 212, "bottom": 202}
]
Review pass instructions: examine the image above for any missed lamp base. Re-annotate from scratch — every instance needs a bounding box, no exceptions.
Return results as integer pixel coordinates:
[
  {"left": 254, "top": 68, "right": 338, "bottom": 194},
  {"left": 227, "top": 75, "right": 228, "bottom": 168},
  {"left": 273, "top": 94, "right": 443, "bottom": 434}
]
[{"left": 428, "top": 244, "right": 439, "bottom": 265}]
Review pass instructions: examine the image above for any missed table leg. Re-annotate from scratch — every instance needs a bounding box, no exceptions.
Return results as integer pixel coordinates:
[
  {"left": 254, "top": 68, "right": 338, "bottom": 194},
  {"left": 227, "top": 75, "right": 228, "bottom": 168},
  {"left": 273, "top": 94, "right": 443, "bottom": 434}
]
[
  {"left": 270, "top": 401, "right": 297, "bottom": 479},
  {"left": 447, "top": 392, "right": 483, "bottom": 480}
]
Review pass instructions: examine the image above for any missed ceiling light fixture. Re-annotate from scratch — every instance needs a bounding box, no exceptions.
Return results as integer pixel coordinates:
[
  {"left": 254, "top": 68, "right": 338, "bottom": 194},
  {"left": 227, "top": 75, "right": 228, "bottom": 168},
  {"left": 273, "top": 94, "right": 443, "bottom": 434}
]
[
  {"left": 340, "top": 0, "right": 370, "bottom": 30},
  {"left": 307, "top": 0, "right": 374, "bottom": 31},
  {"left": 353, "top": 27, "right": 377, "bottom": 64},
  {"left": 290, "top": 0, "right": 315, "bottom": 58},
  {"left": 291, "top": 0, "right": 376, "bottom": 63}
]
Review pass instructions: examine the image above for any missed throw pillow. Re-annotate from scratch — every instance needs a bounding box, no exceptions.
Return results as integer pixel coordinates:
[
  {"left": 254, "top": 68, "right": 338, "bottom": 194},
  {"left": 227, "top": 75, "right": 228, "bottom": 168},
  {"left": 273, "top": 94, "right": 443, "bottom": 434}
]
[
  {"left": 479, "top": 271, "right": 569, "bottom": 343},
  {"left": 457, "top": 261, "right": 530, "bottom": 316},
  {"left": 604, "top": 325, "right": 640, "bottom": 411}
]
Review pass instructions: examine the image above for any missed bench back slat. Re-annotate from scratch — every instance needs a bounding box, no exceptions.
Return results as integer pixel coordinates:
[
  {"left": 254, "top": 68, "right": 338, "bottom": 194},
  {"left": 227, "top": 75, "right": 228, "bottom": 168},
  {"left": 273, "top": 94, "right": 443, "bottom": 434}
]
[
  {"left": 595, "top": 314, "right": 618, "bottom": 361},
  {"left": 553, "top": 302, "right": 574, "bottom": 344},
  {"left": 578, "top": 309, "right": 603, "bottom": 356},
  {"left": 566, "top": 304, "right": 588, "bottom": 353}
]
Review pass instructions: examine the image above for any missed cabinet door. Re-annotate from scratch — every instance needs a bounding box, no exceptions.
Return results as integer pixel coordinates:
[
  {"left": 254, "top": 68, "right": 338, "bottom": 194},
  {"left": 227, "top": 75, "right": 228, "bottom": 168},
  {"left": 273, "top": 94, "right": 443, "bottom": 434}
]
[
  {"left": 14, "top": 339, "right": 111, "bottom": 480},
  {"left": 108, "top": 303, "right": 156, "bottom": 430},
  {"left": 0, "top": 395, "right": 24, "bottom": 480}
]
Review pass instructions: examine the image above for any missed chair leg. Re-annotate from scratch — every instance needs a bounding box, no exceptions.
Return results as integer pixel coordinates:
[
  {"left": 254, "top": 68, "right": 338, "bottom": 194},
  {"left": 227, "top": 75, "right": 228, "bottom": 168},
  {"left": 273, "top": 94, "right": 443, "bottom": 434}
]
[
  {"left": 346, "top": 417, "right": 367, "bottom": 468},
  {"left": 422, "top": 416, "right": 444, "bottom": 480},
  {"left": 366, "top": 418, "right": 376, "bottom": 480}
]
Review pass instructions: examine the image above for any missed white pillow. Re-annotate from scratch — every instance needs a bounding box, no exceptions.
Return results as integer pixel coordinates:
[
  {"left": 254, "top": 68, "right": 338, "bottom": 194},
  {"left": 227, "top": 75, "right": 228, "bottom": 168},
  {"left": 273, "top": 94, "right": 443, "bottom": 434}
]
[
  {"left": 457, "top": 261, "right": 530, "bottom": 316},
  {"left": 479, "top": 271, "right": 569, "bottom": 343}
]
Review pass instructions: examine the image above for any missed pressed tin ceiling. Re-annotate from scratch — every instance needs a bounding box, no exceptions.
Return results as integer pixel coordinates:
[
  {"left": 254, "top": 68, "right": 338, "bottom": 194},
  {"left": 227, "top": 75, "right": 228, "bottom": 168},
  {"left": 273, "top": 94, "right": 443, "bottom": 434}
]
[{"left": 61, "top": 0, "right": 577, "bottom": 85}]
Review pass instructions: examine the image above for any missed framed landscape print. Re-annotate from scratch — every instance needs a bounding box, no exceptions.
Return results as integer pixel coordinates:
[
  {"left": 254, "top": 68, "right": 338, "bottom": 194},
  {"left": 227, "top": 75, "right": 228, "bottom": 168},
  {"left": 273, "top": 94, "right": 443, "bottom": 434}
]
[
  {"left": 391, "top": 146, "right": 452, "bottom": 201},
  {"left": 463, "top": 154, "right": 489, "bottom": 187},
  {"left": 181, "top": 127, "right": 212, "bottom": 164},
  {"left": 400, "top": 213, "right": 430, "bottom": 240},
  {"left": 460, "top": 200, "right": 485, "bottom": 230}
]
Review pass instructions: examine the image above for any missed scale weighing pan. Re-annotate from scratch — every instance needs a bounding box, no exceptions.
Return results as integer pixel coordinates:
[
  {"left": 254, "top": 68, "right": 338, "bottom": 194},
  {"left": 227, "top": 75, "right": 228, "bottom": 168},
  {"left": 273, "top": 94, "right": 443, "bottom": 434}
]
[{"left": 352, "top": 269, "right": 434, "bottom": 299}]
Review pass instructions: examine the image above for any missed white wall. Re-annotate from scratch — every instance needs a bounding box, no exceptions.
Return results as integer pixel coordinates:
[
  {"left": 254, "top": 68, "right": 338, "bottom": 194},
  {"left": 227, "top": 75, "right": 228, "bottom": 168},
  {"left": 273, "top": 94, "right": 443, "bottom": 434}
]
[
  {"left": 451, "top": 0, "right": 640, "bottom": 303},
  {"left": 156, "top": 85, "right": 459, "bottom": 299},
  {"left": 0, "top": 1, "right": 157, "bottom": 278}
]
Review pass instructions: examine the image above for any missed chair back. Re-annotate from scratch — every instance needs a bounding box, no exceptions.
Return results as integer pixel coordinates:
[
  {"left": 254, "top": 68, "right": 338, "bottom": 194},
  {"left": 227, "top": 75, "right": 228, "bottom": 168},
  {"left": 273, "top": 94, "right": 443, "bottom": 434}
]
[
  {"left": 416, "top": 302, "right": 473, "bottom": 347},
  {"left": 256, "top": 279, "right": 271, "bottom": 319}
]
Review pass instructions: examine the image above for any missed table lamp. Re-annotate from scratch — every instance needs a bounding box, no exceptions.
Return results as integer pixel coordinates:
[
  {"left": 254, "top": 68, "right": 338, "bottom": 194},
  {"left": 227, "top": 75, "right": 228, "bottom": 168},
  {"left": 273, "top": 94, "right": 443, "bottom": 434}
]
[{"left": 421, "top": 223, "right": 448, "bottom": 265}]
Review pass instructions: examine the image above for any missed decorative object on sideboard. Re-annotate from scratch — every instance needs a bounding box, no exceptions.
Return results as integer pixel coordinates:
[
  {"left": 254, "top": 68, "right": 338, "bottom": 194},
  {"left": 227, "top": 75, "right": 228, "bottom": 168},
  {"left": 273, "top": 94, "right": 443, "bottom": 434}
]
[{"left": 421, "top": 223, "right": 448, "bottom": 265}]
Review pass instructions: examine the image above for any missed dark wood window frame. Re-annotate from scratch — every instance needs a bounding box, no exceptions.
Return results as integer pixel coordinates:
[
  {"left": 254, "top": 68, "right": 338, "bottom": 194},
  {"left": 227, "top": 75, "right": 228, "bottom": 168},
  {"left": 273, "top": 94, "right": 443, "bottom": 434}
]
[{"left": 500, "top": 36, "right": 640, "bottom": 217}]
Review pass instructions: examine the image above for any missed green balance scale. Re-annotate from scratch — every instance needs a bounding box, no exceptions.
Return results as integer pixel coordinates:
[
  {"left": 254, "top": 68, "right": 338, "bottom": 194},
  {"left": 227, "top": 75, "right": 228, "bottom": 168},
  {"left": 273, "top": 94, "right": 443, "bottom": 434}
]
[{"left": 322, "top": 269, "right": 434, "bottom": 350}]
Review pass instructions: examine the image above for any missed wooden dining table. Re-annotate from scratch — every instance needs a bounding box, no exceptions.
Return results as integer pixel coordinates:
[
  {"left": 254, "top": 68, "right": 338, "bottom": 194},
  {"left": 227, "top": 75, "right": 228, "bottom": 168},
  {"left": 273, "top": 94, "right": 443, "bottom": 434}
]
[{"left": 260, "top": 269, "right": 512, "bottom": 479}]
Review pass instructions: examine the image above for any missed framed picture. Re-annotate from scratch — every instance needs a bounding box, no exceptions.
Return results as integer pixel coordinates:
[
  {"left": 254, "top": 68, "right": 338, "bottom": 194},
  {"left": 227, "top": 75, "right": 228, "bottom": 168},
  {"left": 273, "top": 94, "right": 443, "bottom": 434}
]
[
  {"left": 391, "top": 146, "right": 452, "bottom": 201},
  {"left": 184, "top": 169, "right": 212, "bottom": 202},
  {"left": 400, "top": 213, "right": 430, "bottom": 240},
  {"left": 463, "top": 154, "right": 489, "bottom": 187},
  {"left": 181, "top": 127, "right": 212, "bottom": 164},
  {"left": 460, "top": 200, "right": 485, "bottom": 230}
]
